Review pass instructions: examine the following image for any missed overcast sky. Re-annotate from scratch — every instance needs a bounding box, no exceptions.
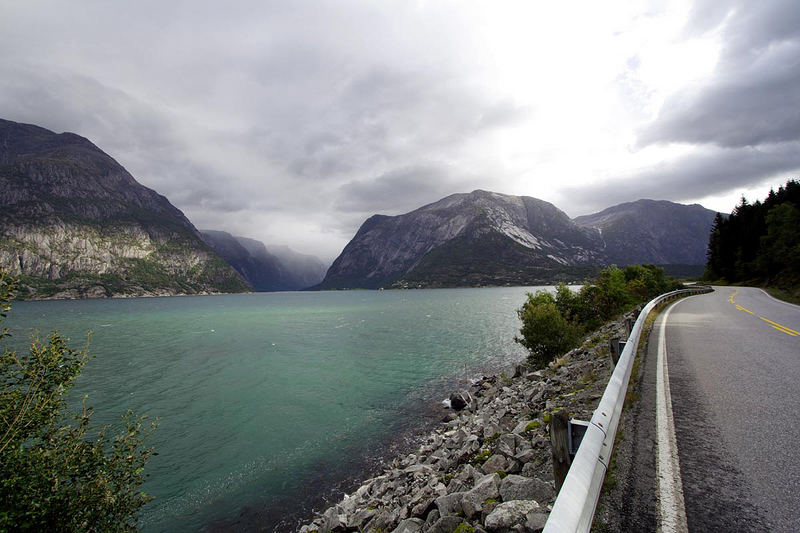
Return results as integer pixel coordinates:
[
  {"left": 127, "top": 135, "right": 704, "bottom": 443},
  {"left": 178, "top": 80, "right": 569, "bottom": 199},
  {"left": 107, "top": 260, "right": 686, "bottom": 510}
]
[{"left": 1, "top": 1, "right": 798, "bottom": 261}]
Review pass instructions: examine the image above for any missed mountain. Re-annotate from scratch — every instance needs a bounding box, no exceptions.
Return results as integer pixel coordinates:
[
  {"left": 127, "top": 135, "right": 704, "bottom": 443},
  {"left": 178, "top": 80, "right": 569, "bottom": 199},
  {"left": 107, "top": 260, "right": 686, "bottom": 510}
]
[
  {"left": 0, "top": 118, "right": 249, "bottom": 299},
  {"left": 572, "top": 199, "right": 718, "bottom": 265},
  {"left": 318, "top": 191, "right": 718, "bottom": 289},
  {"left": 318, "top": 190, "right": 606, "bottom": 289},
  {"left": 250, "top": 242, "right": 327, "bottom": 290},
  {"left": 200, "top": 231, "right": 326, "bottom": 291}
]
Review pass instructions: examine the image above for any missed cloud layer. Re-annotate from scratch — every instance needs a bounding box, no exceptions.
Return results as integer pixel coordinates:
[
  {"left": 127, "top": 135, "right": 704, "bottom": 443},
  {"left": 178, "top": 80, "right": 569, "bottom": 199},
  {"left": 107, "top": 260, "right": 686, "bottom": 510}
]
[{"left": 1, "top": 1, "right": 798, "bottom": 261}]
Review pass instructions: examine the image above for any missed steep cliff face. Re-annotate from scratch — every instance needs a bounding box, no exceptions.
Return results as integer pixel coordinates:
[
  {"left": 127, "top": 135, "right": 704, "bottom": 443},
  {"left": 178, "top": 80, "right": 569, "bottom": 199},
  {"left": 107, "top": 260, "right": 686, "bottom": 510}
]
[
  {"left": 572, "top": 199, "right": 718, "bottom": 265},
  {"left": 0, "top": 118, "right": 248, "bottom": 299},
  {"left": 318, "top": 190, "right": 607, "bottom": 289}
]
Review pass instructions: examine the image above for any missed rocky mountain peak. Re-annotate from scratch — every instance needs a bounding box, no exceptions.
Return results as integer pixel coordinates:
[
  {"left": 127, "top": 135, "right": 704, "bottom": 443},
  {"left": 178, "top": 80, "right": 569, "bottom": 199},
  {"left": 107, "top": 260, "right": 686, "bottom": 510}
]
[{"left": 0, "top": 118, "right": 247, "bottom": 298}]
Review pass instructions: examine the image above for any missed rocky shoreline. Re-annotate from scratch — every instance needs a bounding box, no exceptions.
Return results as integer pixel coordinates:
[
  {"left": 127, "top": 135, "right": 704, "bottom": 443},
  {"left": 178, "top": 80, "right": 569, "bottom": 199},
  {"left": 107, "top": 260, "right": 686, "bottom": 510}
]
[{"left": 298, "top": 310, "right": 638, "bottom": 533}]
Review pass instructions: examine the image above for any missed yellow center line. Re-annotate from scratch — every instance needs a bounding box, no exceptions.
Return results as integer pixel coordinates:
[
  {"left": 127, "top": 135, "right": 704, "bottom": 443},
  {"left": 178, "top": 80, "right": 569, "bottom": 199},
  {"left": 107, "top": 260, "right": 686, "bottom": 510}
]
[
  {"left": 760, "top": 316, "right": 800, "bottom": 336},
  {"left": 727, "top": 289, "right": 798, "bottom": 337},
  {"left": 769, "top": 325, "right": 798, "bottom": 337}
]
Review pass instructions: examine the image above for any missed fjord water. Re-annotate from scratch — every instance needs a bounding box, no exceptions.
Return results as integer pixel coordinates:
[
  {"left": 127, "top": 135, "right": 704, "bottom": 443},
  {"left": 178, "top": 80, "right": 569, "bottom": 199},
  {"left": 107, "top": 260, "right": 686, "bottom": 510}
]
[{"left": 6, "top": 288, "right": 544, "bottom": 531}]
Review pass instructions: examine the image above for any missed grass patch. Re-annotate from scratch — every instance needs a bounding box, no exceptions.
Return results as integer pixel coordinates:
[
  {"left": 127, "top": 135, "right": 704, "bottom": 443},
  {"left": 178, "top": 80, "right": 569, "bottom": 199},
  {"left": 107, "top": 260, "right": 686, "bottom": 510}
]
[
  {"left": 525, "top": 421, "right": 542, "bottom": 431},
  {"left": 763, "top": 285, "right": 800, "bottom": 305},
  {"left": 471, "top": 449, "right": 492, "bottom": 465}
]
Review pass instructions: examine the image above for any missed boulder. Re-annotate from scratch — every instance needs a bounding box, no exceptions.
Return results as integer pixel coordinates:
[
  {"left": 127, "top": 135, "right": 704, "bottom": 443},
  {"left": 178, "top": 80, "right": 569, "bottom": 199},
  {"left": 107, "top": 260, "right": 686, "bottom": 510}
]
[
  {"left": 512, "top": 420, "right": 537, "bottom": 435},
  {"left": 499, "top": 475, "right": 554, "bottom": 503},
  {"left": 424, "top": 509, "right": 440, "bottom": 529},
  {"left": 461, "top": 473, "right": 501, "bottom": 520},
  {"left": 484, "top": 500, "right": 541, "bottom": 531},
  {"left": 449, "top": 391, "right": 472, "bottom": 411},
  {"left": 525, "top": 512, "right": 549, "bottom": 533},
  {"left": 435, "top": 492, "right": 465, "bottom": 517},
  {"left": 481, "top": 454, "right": 509, "bottom": 474},
  {"left": 427, "top": 515, "right": 463, "bottom": 533},
  {"left": 391, "top": 518, "right": 425, "bottom": 533}
]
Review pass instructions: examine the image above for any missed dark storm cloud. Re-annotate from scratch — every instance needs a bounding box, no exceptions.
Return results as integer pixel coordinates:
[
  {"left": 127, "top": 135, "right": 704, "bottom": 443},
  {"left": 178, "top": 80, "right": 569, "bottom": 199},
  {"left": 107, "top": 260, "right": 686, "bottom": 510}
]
[
  {"left": 563, "top": 142, "right": 800, "bottom": 214},
  {"left": 639, "top": 0, "right": 800, "bottom": 148}
]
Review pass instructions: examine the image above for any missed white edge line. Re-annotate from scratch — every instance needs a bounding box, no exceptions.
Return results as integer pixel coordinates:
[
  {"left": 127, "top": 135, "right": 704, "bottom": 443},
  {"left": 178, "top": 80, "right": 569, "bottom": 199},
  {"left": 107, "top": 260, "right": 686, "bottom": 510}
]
[
  {"left": 757, "top": 288, "right": 800, "bottom": 310},
  {"left": 656, "top": 300, "right": 689, "bottom": 533}
]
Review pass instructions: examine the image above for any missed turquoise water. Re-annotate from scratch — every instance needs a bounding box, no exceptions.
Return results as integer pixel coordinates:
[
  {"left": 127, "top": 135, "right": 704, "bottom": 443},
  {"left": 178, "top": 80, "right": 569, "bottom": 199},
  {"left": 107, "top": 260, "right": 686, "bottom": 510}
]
[{"left": 4, "top": 287, "right": 547, "bottom": 531}]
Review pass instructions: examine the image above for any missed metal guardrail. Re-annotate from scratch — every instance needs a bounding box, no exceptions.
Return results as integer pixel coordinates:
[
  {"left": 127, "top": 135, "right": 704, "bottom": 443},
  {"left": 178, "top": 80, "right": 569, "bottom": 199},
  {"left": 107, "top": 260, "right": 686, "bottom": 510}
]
[{"left": 542, "top": 286, "right": 713, "bottom": 533}]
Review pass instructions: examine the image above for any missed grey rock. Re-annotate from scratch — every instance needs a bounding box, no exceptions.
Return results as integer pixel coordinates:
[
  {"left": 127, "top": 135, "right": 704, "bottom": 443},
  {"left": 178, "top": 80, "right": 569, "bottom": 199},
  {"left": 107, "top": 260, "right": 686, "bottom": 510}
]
[
  {"left": 496, "top": 434, "right": 516, "bottom": 457},
  {"left": 366, "top": 509, "right": 401, "bottom": 533},
  {"left": 405, "top": 464, "right": 435, "bottom": 475},
  {"left": 447, "top": 479, "right": 470, "bottom": 494},
  {"left": 484, "top": 500, "right": 541, "bottom": 531},
  {"left": 435, "top": 492, "right": 466, "bottom": 517},
  {"left": 500, "top": 475, "right": 553, "bottom": 503},
  {"left": 524, "top": 512, "right": 548, "bottom": 533},
  {"left": 320, "top": 505, "right": 345, "bottom": 533},
  {"left": 450, "top": 391, "right": 472, "bottom": 411},
  {"left": 424, "top": 509, "right": 440, "bottom": 530},
  {"left": 349, "top": 507, "right": 378, "bottom": 529},
  {"left": 505, "top": 459, "right": 522, "bottom": 474},
  {"left": 427, "top": 515, "right": 464, "bottom": 533},
  {"left": 391, "top": 518, "right": 425, "bottom": 533},
  {"left": 481, "top": 454, "right": 509, "bottom": 475},
  {"left": 461, "top": 473, "right": 501, "bottom": 520},
  {"left": 512, "top": 420, "right": 536, "bottom": 435}
]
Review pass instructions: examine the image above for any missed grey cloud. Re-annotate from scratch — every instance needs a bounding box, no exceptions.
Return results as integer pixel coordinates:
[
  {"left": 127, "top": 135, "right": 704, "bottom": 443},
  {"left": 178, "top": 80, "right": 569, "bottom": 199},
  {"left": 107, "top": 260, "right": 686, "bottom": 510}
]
[
  {"left": 562, "top": 143, "right": 800, "bottom": 214},
  {"left": 335, "top": 164, "right": 484, "bottom": 214},
  {"left": 640, "top": 0, "right": 800, "bottom": 148}
]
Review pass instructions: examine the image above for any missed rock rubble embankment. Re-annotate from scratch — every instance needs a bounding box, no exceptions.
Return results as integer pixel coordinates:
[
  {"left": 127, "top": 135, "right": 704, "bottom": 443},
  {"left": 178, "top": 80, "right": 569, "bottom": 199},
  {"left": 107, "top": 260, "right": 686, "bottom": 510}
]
[{"left": 299, "top": 310, "right": 638, "bottom": 533}]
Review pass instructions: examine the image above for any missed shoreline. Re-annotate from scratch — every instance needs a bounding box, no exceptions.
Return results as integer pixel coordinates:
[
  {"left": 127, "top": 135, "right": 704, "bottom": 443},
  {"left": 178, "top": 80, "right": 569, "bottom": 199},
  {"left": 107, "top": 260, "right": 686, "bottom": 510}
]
[{"left": 295, "top": 311, "right": 636, "bottom": 533}]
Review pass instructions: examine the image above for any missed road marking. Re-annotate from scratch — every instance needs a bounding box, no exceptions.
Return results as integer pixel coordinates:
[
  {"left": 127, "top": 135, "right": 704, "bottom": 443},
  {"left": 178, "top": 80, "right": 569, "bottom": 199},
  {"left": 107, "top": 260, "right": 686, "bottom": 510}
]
[
  {"left": 656, "top": 302, "right": 689, "bottom": 533},
  {"left": 760, "top": 316, "right": 800, "bottom": 337},
  {"left": 727, "top": 289, "right": 798, "bottom": 338},
  {"left": 758, "top": 288, "right": 800, "bottom": 309}
]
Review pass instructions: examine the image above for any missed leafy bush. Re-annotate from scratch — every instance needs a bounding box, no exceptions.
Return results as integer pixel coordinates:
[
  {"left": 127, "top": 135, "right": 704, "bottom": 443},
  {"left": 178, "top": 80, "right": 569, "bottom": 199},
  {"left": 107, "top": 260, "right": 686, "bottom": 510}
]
[
  {"left": 0, "top": 270, "right": 156, "bottom": 531},
  {"left": 515, "top": 296, "right": 581, "bottom": 368},
  {"left": 515, "top": 265, "right": 681, "bottom": 368}
]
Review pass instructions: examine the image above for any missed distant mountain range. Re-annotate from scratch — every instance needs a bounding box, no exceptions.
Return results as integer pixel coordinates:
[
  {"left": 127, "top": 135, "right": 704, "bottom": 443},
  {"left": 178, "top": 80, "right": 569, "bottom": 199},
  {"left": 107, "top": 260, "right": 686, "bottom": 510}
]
[
  {"left": 317, "top": 190, "right": 718, "bottom": 289},
  {"left": 1, "top": 117, "right": 718, "bottom": 297},
  {"left": 200, "top": 230, "right": 326, "bottom": 291}
]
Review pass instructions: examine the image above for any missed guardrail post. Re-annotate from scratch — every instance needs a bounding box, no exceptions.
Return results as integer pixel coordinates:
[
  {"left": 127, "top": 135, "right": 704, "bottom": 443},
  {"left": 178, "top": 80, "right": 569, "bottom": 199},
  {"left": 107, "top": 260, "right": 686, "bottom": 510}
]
[
  {"left": 550, "top": 410, "right": 571, "bottom": 492},
  {"left": 609, "top": 338, "right": 622, "bottom": 365}
]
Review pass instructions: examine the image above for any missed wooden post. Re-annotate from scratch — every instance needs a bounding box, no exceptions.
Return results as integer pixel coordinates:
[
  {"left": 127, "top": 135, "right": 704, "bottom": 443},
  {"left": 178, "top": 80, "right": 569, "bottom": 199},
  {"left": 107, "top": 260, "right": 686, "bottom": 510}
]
[
  {"left": 609, "top": 337, "right": 621, "bottom": 365},
  {"left": 625, "top": 317, "right": 633, "bottom": 336},
  {"left": 550, "top": 410, "right": 571, "bottom": 493}
]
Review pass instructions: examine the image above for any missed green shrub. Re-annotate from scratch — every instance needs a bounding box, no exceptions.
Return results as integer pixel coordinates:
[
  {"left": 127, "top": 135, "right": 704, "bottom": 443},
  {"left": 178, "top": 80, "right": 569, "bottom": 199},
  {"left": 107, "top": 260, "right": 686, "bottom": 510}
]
[
  {"left": 516, "top": 265, "right": 681, "bottom": 367},
  {"left": 515, "top": 295, "right": 581, "bottom": 368},
  {"left": 0, "top": 270, "right": 157, "bottom": 531}
]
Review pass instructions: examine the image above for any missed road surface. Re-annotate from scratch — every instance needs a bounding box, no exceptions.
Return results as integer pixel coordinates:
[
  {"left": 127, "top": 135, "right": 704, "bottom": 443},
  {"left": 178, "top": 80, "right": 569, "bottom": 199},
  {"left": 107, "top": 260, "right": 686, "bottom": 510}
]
[{"left": 603, "top": 286, "right": 799, "bottom": 532}]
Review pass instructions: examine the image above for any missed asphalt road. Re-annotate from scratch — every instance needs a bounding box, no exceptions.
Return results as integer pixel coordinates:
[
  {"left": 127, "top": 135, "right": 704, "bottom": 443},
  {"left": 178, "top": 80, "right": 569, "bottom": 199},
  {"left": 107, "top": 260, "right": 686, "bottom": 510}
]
[
  {"left": 600, "top": 287, "right": 799, "bottom": 532},
  {"left": 659, "top": 287, "right": 799, "bottom": 532}
]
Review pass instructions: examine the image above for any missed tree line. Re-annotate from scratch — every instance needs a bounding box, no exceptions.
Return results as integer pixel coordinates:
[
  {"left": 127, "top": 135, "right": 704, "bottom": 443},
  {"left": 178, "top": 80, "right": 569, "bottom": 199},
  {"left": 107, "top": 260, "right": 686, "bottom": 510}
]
[{"left": 704, "top": 179, "right": 799, "bottom": 297}]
